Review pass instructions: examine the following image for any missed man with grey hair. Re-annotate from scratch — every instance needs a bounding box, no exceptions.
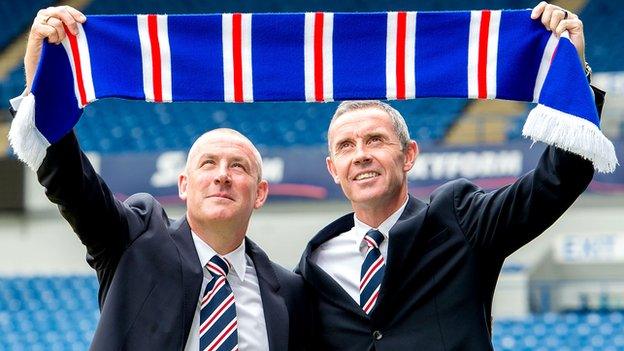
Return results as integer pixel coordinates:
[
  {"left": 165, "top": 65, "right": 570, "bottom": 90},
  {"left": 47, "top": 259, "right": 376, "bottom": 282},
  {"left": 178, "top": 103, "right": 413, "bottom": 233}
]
[
  {"left": 297, "top": 2, "right": 605, "bottom": 350},
  {"left": 8, "top": 6, "right": 310, "bottom": 350}
]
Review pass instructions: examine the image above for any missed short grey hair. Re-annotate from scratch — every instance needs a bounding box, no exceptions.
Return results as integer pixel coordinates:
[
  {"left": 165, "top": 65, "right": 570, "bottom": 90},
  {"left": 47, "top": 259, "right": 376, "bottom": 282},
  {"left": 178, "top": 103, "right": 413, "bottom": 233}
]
[{"left": 327, "top": 100, "right": 411, "bottom": 154}]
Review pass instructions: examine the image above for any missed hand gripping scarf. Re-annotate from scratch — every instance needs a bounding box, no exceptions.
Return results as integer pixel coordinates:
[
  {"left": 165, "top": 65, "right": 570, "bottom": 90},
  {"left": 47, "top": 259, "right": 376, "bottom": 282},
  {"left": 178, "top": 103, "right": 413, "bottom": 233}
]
[{"left": 9, "top": 9, "right": 618, "bottom": 173}]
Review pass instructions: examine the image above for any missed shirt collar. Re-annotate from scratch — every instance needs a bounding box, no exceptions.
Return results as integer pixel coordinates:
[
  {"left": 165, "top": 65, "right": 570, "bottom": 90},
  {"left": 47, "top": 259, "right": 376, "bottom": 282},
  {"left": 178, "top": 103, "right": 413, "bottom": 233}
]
[
  {"left": 191, "top": 231, "right": 247, "bottom": 282},
  {"left": 353, "top": 196, "right": 409, "bottom": 252}
]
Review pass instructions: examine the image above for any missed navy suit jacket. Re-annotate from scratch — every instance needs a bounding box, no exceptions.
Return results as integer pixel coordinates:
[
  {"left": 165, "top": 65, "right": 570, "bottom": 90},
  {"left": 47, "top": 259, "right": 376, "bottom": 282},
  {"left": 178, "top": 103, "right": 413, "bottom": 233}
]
[
  {"left": 36, "top": 132, "right": 310, "bottom": 351},
  {"left": 297, "top": 87, "right": 605, "bottom": 351},
  {"left": 298, "top": 146, "right": 594, "bottom": 350}
]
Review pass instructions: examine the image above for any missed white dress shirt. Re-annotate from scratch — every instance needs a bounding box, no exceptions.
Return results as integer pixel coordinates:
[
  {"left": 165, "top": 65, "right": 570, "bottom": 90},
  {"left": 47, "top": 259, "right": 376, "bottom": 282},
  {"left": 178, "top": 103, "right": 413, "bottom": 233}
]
[
  {"left": 310, "top": 198, "right": 409, "bottom": 303},
  {"left": 185, "top": 234, "right": 270, "bottom": 351}
]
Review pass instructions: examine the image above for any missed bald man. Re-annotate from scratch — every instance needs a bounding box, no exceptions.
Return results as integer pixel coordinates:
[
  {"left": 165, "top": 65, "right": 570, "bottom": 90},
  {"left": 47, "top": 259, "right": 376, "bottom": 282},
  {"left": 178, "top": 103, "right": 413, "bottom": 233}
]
[{"left": 8, "top": 6, "right": 310, "bottom": 351}]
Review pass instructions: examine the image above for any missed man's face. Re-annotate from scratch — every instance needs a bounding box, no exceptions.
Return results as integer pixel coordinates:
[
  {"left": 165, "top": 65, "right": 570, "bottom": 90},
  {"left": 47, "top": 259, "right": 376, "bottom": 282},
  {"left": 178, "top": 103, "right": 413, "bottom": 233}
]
[
  {"left": 178, "top": 131, "right": 268, "bottom": 227},
  {"left": 326, "top": 107, "right": 417, "bottom": 210}
]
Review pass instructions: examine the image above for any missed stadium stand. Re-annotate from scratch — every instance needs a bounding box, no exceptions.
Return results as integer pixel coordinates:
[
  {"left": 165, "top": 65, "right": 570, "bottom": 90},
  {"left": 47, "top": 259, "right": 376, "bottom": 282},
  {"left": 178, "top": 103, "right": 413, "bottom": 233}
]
[
  {"left": 1, "top": 1, "right": 623, "bottom": 350},
  {"left": 0, "top": 0, "right": 56, "bottom": 50},
  {"left": 73, "top": 98, "right": 466, "bottom": 153},
  {"left": 1, "top": 275, "right": 623, "bottom": 350},
  {"left": 582, "top": 0, "right": 624, "bottom": 72},
  {"left": 0, "top": 276, "right": 98, "bottom": 351},
  {"left": 492, "top": 311, "right": 624, "bottom": 350}
]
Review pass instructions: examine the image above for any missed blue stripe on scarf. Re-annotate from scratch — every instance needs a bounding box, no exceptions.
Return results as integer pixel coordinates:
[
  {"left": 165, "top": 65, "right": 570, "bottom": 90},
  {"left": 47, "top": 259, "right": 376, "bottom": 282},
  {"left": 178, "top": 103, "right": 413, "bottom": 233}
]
[
  {"left": 170, "top": 15, "right": 224, "bottom": 101},
  {"left": 252, "top": 14, "right": 306, "bottom": 101},
  {"left": 415, "top": 11, "right": 469, "bottom": 98},
  {"left": 87, "top": 16, "right": 144, "bottom": 100},
  {"left": 539, "top": 38, "right": 599, "bottom": 125},
  {"left": 333, "top": 13, "right": 387, "bottom": 100},
  {"left": 33, "top": 44, "right": 81, "bottom": 144},
  {"left": 496, "top": 11, "right": 548, "bottom": 101}
]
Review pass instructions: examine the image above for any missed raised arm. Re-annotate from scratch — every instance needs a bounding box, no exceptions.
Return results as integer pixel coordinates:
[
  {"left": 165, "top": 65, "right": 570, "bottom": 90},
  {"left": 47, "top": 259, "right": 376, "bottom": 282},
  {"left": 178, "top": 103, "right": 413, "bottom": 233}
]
[
  {"left": 450, "top": 146, "right": 594, "bottom": 259},
  {"left": 11, "top": 6, "right": 146, "bottom": 273},
  {"left": 449, "top": 2, "right": 600, "bottom": 258}
]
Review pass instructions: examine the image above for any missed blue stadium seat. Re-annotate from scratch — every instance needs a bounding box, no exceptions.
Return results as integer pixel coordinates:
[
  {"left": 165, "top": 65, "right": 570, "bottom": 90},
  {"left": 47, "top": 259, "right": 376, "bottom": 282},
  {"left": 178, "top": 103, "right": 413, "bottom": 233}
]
[
  {"left": 71, "top": 97, "right": 467, "bottom": 153},
  {"left": 581, "top": 0, "right": 624, "bottom": 72},
  {"left": 0, "top": 276, "right": 99, "bottom": 350},
  {"left": 2, "top": 275, "right": 624, "bottom": 350},
  {"left": 0, "top": 0, "right": 56, "bottom": 49}
]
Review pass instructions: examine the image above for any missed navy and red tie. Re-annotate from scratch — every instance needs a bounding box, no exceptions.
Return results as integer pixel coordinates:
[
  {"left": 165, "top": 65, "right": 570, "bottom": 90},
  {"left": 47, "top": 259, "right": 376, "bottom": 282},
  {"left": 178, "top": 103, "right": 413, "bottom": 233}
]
[
  {"left": 199, "top": 255, "right": 239, "bottom": 351},
  {"left": 360, "top": 229, "right": 386, "bottom": 315}
]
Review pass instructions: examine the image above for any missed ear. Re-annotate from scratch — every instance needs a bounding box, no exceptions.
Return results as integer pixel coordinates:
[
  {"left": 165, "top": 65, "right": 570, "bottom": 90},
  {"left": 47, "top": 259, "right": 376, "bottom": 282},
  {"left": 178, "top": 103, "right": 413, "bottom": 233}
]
[
  {"left": 403, "top": 140, "right": 419, "bottom": 172},
  {"left": 178, "top": 172, "right": 188, "bottom": 201},
  {"left": 254, "top": 180, "right": 269, "bottom": 209},
  {"left": 326, "top": 156, "right": 340, "bottom": 184}
]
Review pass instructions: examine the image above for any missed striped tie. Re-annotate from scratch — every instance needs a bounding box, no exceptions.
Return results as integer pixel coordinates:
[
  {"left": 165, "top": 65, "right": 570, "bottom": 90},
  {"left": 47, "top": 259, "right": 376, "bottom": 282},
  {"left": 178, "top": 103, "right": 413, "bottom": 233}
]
[
  {"left": 199, "top": 255, "right": 239, "bottom": 351},
  {"left": 360, "top": 229, "right": 386, "bottom": 315}
]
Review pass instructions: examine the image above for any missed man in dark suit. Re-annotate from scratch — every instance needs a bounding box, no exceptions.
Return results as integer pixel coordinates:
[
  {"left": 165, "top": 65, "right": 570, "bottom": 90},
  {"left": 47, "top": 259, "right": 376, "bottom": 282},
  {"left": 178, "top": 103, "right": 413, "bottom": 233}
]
[
  {"left": 297, "top": 2, "right": 604, "bottom": 350},
  {"left": 10, "top": 6, "right": 308, "bottom": 351}
]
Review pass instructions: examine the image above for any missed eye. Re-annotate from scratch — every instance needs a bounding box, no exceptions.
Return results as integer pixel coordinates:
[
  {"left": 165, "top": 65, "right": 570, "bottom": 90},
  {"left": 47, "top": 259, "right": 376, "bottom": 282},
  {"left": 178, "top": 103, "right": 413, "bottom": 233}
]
[
  {"left": 337, "top": 141, "right": 353, "bottom": 151},
  {"left": 201, "top": 159, "right": 215, "bottom": 167},
  {"left": 369, "top": 136, "right": 383, "bottom": 143},
  {"left": 231, "top": 162, "right": 246, "bottom": 170}
]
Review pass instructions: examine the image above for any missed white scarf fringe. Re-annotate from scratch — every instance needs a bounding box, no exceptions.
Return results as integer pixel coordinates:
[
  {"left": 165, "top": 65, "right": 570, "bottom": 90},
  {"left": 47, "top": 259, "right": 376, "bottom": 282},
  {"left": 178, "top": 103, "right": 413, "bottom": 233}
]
[
  {"left": 8, "top": 94, "right": 51, "bottom": 171},
  {"left": 523, "top": 104, "right": 619, "bottom": 173}
]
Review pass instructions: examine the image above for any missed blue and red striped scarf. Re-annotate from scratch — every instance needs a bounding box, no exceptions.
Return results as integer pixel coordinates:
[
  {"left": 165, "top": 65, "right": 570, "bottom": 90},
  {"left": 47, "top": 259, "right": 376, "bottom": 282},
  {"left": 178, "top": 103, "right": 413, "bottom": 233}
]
[{"left": 9, "top": 9, "right": 618, "bottom": 172}]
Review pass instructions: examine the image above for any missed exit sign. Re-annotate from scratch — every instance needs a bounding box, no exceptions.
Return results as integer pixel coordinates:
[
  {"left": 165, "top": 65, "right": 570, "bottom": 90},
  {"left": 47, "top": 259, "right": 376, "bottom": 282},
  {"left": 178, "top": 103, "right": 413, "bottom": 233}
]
[{"left": 555, "top": 233, "right": 624, "bottom": 263}]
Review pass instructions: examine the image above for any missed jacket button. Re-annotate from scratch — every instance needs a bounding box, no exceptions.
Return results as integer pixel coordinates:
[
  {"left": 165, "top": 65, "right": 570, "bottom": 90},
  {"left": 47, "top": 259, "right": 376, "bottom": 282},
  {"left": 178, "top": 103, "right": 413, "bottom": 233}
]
[{"left": 373, "top": 330, "right": 383, "bottom": 340}]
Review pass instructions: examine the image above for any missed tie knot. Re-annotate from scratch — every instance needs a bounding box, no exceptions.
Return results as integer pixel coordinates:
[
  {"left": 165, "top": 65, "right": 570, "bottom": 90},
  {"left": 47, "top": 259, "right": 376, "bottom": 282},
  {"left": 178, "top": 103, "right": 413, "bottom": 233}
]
[
  {"left": 364, "top": 229, "right": 384, "bottom": 249},
  {"left": 206, "top": 255, "right": 229, "bottom": 277}
]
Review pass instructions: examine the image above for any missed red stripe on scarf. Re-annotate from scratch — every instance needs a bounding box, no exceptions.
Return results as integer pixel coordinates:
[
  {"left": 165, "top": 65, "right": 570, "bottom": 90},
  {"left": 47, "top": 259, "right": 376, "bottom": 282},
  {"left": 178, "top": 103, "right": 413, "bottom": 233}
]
[
  {"left": 477, "top": 10, "right": 490, "bottom": 99},
  {"left": 147, "top": 15, "right": 163, "bottom": 103},
  {"left": 64, "top": 25, "right": 87, "bottom": 106},
  {"left": 314, "top": 12, "right": 324, "bottom": 102},
  {"left": 232, "top": 13, "right": 244, "bottom": 103},
  {"left": 396, "top": 12, "right": 407, "bottom": 100}
]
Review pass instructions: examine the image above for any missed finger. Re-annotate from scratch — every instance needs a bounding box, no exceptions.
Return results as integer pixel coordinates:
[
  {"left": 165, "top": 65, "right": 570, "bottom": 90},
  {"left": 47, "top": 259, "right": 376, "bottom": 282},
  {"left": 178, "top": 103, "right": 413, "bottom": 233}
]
[
  {"left": 35, "top": 8, "right": 48, "bottom": 21},
  {"left": 541, "top": 5, "right": 556, "bottom": 28},
  {"left": 549, "top": 9, "right": 566, "bottom": 32},
  {"left": 34, "top": 10, "right": 52, "bottom": 28},
  {"left": 44, "top": 6, "right": 79, "bottom": 35},
  {"left": 64, "top": 5, "right": 87, "bottom": 23},
  {"left": 555, "top": 18, "right": 582, "bottom": 36},
  {"left": 531, "top": 1, "right": 548, "bottom": 19},
  {"left": 33, "top": 22, "right": 59, "bottom": 43},
  {"left": 47, "top": 17, "right": 67, "bottom": 44}
]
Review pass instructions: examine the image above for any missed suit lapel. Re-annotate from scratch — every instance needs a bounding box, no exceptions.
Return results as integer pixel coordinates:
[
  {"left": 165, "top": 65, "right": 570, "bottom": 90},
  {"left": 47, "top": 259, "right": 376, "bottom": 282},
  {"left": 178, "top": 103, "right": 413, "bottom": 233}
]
[
  {"left": 246, "top": 239, "right": 289, "bottom": 351},
  {"left": 298, "top": 213, "right": 368, "bottom": 319},
  {"left": 373, "top": 195, "right": 428, "bottom": 318},
  {"left": 170, "top": 216, "right": 203, "bottom": 346}
]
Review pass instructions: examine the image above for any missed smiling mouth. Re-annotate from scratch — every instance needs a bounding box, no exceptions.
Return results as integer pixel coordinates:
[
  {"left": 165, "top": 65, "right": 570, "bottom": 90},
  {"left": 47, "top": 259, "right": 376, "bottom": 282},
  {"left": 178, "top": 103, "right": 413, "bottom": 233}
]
[{"left": 353, "top": 171, "right": 380, "bottom": 181}]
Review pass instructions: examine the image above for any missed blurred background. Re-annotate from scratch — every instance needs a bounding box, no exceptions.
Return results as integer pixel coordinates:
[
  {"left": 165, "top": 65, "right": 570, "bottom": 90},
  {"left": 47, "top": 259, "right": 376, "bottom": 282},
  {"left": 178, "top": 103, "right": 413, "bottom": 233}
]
[{"left": 1, "top": 0, "right": 623, "bottom": 350}]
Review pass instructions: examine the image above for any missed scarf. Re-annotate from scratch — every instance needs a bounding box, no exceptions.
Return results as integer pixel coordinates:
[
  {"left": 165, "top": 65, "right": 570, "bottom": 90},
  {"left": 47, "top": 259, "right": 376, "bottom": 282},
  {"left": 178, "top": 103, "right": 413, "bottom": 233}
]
[{"left": 9, "top": 9, "right": 618, "bottom": 172}]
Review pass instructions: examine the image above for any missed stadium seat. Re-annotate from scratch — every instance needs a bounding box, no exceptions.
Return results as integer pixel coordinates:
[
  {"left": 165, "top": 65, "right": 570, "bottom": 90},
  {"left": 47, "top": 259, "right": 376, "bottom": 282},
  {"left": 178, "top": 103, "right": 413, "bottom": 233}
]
[{"left": 1, "top": 275, "right": 624, "bottom": 350}]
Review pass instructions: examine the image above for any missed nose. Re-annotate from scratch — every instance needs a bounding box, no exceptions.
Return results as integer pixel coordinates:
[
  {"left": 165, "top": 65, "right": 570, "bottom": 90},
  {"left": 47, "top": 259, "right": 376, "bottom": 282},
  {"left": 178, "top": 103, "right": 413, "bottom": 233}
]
[
  {"left": 353, "top": 142, "right": 372, "bottom": 166},
  {"left": 214, "top": 164, "right": 231, "bottom": 185}
]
